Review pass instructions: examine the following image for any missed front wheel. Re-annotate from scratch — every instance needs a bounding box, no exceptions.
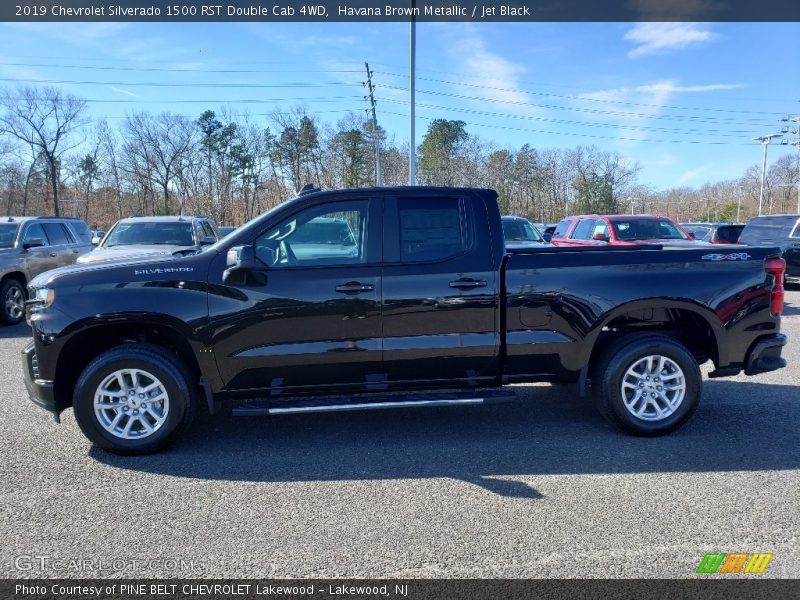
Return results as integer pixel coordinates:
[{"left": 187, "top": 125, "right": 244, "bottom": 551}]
[
  {"left": 1, "top": 279, "right": 26, "bottom": 325},
  {"left": 73, "top": 344, "right": 196, "bottom": 454},
  {"left": 592, "top": 334, "right": 702, "bottom": 436}
]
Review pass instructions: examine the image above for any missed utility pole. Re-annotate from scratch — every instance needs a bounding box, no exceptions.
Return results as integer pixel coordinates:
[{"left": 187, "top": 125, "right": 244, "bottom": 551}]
[
  {"left": 626, "top": 196, "right": 639, "bottom": 215},
  {"left": 408, "top": 0, "right": 417, "bottom": 185},
  {"left": 364, "top": 62, "right": 382, "bottom": 186},
  {"left": 753, "top": 133, "right": 782, "bottom": 216},
  {"left": 781, "top": 116, "right": 800, "bottom": 213}
]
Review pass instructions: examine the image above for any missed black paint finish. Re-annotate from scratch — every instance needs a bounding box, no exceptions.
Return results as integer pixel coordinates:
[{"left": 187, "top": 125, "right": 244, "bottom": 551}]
[{"left": 22, "top": 186, "right": 787, "bottom": 416}]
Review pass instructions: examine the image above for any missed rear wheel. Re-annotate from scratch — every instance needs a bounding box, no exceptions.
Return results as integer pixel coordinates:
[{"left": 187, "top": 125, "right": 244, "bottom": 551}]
[
  {"left": 592, "top": 334, "right": 701, "bottom": 435},
  {"left": 73, "top": 344, "right": 196, "bottom": 454},
  {"left": 1, "top": 279, "right": 26, "bottom": 325}
]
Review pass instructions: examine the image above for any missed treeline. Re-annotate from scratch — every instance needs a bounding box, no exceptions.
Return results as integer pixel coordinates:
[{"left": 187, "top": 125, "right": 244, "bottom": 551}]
[{"left": 0, "top": 85, "right": 797, "bottom": 229}]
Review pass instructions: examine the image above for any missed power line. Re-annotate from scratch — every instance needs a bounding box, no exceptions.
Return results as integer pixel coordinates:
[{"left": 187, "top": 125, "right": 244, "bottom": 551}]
[
  {"left": 0, "top": 61, "right": 363, "bottom": 74},
  {"left": 380, "top": 110, "right": 753, "bottom": 146},
  {"left": 0, "top": 77, "right": 361, "bottom": 88},
  {"left": 376, "top": 71, "right": 789, "bottom": 116},
  {"left": 378, "top": 84, "right": 782, "bottom": 126},
  {"left": 378, "top": 97, "right": 765, "bottom": 138}
]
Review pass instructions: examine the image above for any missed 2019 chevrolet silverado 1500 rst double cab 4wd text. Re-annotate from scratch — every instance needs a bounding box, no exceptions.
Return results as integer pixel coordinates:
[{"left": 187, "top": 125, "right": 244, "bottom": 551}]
[{"left": 22, "top": 187, "right": 788, "bottom": 454}]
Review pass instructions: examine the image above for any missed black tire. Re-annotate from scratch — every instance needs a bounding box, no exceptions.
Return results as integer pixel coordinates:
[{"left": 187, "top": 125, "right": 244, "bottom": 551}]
[
  {"left": 591, "top": 334, "right": 702, "bottom": 436},
  {"left": 73, "top": 344, "right": 196, "bottom": 454},
  {"left": 1, "top": 279, "right": 26, "bottom": 326}
]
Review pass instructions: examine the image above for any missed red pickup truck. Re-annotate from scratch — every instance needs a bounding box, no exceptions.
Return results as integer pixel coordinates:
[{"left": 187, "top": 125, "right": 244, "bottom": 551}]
[{"left": 551, "top": 215, "right": 700, "bottom": 247}]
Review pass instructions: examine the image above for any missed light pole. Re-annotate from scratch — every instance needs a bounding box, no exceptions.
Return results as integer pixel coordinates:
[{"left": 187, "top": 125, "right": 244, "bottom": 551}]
[
  {"left": 753, "top": 134, "right": 782, "bottom": 216},
  {"left": 627, "top": 196, "right": 639, "bottom": 215},
  {"left": 737, "top": 184, "right": 744, "bottom": 223},
  {"left": 408, "top": 0, "right": 416, "bottom": 186},
  {"left": 780, "top": 116, "right": 800, "bottom": 214}
]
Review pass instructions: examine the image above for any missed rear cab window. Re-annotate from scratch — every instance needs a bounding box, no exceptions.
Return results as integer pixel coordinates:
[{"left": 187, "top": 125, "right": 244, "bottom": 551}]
[{"left": 397, "top": 197, "right": 471, "bottom": 262}]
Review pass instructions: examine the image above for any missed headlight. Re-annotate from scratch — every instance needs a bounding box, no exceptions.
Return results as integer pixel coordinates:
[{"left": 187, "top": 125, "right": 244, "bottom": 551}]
[{"left": 32, "top": 287, "right": 55, "bottom": 307}]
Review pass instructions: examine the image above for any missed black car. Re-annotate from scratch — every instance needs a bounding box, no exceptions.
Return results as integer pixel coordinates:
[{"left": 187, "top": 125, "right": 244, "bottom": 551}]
[
  {"left": 682, "top": 222, "right": 745, "bottom": 245},
  {"left": 738, "top": 214, "right": 800, "bottom": 284},
  {"left": 501, "top": 215, "right": 547, "bottom": 246}
]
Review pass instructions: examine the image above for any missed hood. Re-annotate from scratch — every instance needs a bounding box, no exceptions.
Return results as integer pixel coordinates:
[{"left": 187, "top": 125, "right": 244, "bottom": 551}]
[
  {"left": 30, "top": 251, "right": 207, "bottom": 288},
  {"left": 76, "top": 244, "right": 191, "bottom": 264},
  {"left": 616, "top": 239, "right": 710, "bottom": 247}
]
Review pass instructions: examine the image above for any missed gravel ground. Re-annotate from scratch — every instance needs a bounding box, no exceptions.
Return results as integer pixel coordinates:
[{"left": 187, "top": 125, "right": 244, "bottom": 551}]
[{"left": 0, "top": 291, "right": 798, "bottom": 579}]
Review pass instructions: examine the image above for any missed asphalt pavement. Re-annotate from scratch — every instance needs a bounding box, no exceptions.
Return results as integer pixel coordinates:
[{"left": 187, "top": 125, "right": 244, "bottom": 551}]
[{"left": 0, "top": 291, "right": 798, "bottom": 578}]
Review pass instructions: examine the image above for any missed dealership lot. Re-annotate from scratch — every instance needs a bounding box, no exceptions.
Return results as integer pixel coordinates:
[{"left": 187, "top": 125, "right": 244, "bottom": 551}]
[{"left": 0, "top": 292, "right": 798, "bottom": 578}]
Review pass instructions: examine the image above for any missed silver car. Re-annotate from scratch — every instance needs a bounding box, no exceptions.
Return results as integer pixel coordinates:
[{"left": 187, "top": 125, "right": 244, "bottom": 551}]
[{"left": 0, "top": 216, "right": 93, "bottom": 325}]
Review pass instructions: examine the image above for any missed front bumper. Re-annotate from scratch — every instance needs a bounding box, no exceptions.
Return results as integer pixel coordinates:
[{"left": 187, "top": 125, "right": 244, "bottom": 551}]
[
  {"left": 21, "top": 340, "right": 59, "bottom": 420},
  {"left": 744, "top": 334, "right": 787, "bottom": 376}
]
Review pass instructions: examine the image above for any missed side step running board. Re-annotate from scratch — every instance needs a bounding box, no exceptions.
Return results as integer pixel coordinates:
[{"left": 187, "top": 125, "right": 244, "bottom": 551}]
[{"left": 231, "top": 389, "right": 516, "bottom": 417}]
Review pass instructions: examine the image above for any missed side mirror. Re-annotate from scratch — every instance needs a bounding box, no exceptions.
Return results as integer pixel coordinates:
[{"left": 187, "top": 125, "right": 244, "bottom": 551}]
[
  {"left": 592, "top": 232, "right": 609, "bottom": 242},
  {"left": 23, "top": 238, "right": 45, "bottom": 250},
  {"left": 687, "top": 232, "right": 696, "bottom": 239},
  {"left": 223, "top": 245, "right": 259, "bottom": 284},
  {"left": 200, "top": 236, "right": 217, "bottom": 246},
  {"left": 91, "top": 236, "right": 101, "bottom": 246}
]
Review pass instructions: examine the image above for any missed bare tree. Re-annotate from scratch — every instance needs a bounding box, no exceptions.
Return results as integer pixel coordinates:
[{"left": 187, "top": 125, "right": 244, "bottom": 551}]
[
  {"left": 123, "top": 112, "right": 196, "bottom": 215},
  {"left": 0, "top": 86, "right": 87, "bottom": 216}
]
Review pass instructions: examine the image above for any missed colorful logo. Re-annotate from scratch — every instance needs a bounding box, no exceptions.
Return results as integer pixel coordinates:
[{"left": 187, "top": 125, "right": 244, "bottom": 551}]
[{"left": 696, "top": 552, "right": 773, "bottom": 574}]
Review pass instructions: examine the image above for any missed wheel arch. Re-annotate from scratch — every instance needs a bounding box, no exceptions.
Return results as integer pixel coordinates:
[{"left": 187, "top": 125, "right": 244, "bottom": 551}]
[
  {"left": 583, "top": 298, "right": 724, "bottom": 380},
  {"left": 53, "top": 318, "right": 206, "bottom": 411}
]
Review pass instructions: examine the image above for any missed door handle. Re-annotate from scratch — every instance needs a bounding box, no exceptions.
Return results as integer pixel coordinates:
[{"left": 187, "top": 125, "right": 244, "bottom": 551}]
[
  {"left": 72, "top": 249, "right": 80, "bottom": 254},
  {"left": 335, "top": 282, "right": 375, "bottom": 294},
  {"left": 49, "top": 252, "right": 57, "bottom": 257},
  {"left": 449, "top": 279, "right": 487, "bottom": 289}
]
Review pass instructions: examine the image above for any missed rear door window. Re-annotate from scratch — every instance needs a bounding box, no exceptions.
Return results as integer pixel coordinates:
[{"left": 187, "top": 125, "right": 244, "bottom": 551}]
[
  {"left": 43, "top": 223, "right": 72, "bottom": 246},
  {"left": 397, "top": 197, "right": 469, "bottom": 262}
]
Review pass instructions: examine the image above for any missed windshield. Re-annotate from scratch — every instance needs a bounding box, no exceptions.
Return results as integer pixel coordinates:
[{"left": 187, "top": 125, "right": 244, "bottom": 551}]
[
  {"left": 612, "top": 219, "right": 688, "bottom": 241},
  {"left": 502, "top": 220, "right": 543, "bottom": 242},
  {"left": 0, "top": 223, "right": 19, "bottom": 249},
  {"left": 104, "top": 222, "right": 195, "bottom": 247}
]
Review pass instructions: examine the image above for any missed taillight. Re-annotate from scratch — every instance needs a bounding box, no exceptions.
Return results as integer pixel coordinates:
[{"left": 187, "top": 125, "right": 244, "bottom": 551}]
[{"left": 765, "top": 257, "right": 786, "bottom": 317}]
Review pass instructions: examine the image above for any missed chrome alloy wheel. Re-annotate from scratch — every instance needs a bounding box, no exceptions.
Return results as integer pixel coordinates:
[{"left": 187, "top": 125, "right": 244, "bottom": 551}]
[
  {"left": 620, "top": 354, "right": 686, "bottom": 421},
  {"left": 94, "top": 369, "right": 170, "bottom": 440},
  {"left": 5, "top": 285, "right": 24, "bottom": 320}
]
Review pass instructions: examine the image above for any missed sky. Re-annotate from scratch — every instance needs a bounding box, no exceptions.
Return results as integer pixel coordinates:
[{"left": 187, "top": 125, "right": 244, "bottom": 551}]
[{"left": 0, "top": 20, "right": 798, "bottom": 190}]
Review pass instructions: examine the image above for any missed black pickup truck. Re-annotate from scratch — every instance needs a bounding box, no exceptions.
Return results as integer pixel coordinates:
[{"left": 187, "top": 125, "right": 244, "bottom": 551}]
[{"left": 22, "top": 187, "right": 788, "bottom": 454}]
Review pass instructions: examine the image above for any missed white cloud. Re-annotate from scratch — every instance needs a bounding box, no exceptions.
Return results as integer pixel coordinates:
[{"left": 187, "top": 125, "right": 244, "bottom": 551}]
[
  {"left": 624, "top": 23, "right": 714, "bottom": 58},
  {"left": 110, "top": 87, "right": 137, "bottom": 97},
  {"left": 444, "top": 24, "right": 535, "bottom": 115},
  {"left": 577, "top": 79, "right": 744, "bottom": 145},
  {"left": 677, "top": 165, "right": 713, "bottom": 185}
]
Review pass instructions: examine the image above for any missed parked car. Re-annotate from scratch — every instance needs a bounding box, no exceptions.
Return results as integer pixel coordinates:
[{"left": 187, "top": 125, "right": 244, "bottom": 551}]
[
  {"left": 77, "top": 216, "right": 219, "bottom": 264},
  {"left": 23, "top": 186, "right": 787, "bottom": 454},
  {"left": 501, "top": 215, "right": 547, "bottom": 246},
  {"left": 540, "top": 223, "right": 558, "bottom": 242},
  {"left": 551, "top": 215, "right": 702, "bottom": 247},
  {"left": 738, "top": 214, "right": 800, "bottom": 285},
  {"left": 218, "top": 226, "right": 237, "bottom": 238},
  {"left": 682, "top": 222, "right": 745, "bottom": 245},
  {"left": 0, "top": 216, "right": 92, "bottom": 325}
]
